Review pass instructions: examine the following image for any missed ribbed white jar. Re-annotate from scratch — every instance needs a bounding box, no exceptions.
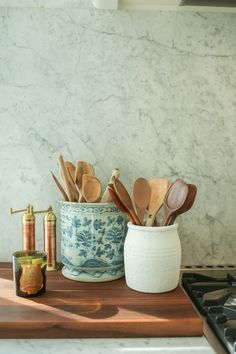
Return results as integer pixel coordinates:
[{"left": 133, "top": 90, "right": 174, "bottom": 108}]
[{"left": 124, "top": 223, "right": 181, "bottom": 293}]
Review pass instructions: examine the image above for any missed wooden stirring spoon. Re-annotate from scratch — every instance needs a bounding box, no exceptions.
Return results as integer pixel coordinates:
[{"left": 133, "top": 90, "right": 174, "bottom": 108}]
[
  {"left": 113, "top": 178, "right": 141, "bottom": 225},
  {"left": 82, "top": 175, "right": 102, "bottom": 203},
  {"left": 146, "top": 178, "right": 169, "bottom": 227},
  {"left": 108, "top": 184, "right": 136, "bottom": 224},
  {"left": 133, "top": 178, "right": 151, "bottom": 225},
  {"left": 75, "top": 161, "right": 94, "bottom": 202},
  {"left": 162, "top": 179, "right": 189, "bottom": 226},
  {"left": 167, "top": 184, "right": 197, "bottom": 226}
]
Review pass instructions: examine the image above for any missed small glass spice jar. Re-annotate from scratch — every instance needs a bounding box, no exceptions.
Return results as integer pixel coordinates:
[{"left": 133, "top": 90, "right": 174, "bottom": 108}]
[{"left": 13, "top": 251, "right": 47, "bottom": 297}]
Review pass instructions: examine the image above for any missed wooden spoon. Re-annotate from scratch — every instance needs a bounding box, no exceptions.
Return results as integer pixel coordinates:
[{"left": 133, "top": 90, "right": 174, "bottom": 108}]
[
  {"left": 51, "top": 171, "right": 69, "bottom": 201},
  {"left": 60, "top": 161, "right": 79, "bottom": 201},
  {"left": 65, "top": 161, "right": 76, "bottom": 181},
  {"left": 113, "top": 178, "right": 141, "bottom": 225},
  {"left": 101, "top": 168, "right": 120, "bottom": 203},
  {"left": 146, "top": 178, "right": 169, "bottom": 227},
  {"left": 82, "top": 175, "right": 102, "bottom": 203},
  {"left": 133, "top": 178, "right": 151, "bottom": 225},
  {"left": 58, "top": 155, "right": 75, "bottom": 202},
  {"left": 167, "top": 184, "right": 197, "bottom": 226},
  {"left": 108, "top": 184, "right": 135, "bottom": 224},
  {"left": 75, "top": 161, "right": 94, "bottom": 202},
  {"left": 162, "top": 179, "right": 189, "bottom": 226}
]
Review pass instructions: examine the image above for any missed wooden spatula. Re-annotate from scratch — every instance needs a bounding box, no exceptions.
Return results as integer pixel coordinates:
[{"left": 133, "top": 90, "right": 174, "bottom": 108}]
[
  {"left": 146, "top": 178, "right": 169, "bottom": 226},
  {"left": 133, "top": 177, "right": 151, "bottom": 226}
]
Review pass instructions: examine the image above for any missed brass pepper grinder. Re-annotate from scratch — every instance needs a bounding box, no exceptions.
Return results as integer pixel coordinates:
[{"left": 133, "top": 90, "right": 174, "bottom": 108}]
[
  {"left": 44, "top": 206, "right": 58, "bottom": 271},
  {"left": 9, "top": 205, "right": 49, "bottom": 251},
  {"left": 9, "top": 205, "right": 36, "bottom": 251}
]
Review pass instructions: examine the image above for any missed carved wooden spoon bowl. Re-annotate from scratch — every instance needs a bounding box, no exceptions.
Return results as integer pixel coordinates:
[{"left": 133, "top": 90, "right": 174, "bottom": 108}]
[
  {"left": 162, "top": 179, "right": 189, "bottom": 226},
  {"left": 167, "top": 184, "right": 197, "bottom": 226}
]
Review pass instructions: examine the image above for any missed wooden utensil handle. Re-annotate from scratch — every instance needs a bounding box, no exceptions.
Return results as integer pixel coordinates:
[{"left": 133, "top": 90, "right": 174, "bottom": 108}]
[
  {"left": 146, "top": 204, "right": 163, "bottom": 227},
  {"left": 51, "top": 171, "right": 69, "bottom": 201},
  {"left": 162, "top": 213, "right": 172, "bottom": 226},
  {"left": 67, "top": 168, "right": 80, "bottom": 201},
  {"left": 58, "top": 155, "right": 75, "bottom": 202}
]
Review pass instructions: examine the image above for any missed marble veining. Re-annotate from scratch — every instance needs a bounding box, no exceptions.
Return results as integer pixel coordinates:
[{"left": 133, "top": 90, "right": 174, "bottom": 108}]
[
  {"left": 0, "top": 338, "right": 215, "bottom": 354},
  {"left": 0, "top": 1, "right": 235, "bottom": 264}
]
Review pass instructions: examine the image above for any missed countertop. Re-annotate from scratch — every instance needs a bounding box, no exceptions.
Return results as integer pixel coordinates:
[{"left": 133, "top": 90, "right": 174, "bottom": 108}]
[{"left": 0, "top": 338, "right": 215, "bottom": 354}]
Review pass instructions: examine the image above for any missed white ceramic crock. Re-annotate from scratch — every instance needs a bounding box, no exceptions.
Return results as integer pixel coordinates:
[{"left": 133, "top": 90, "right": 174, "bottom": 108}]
[{"left": 124, "top": 223, "right": 181, "bottom": 293}]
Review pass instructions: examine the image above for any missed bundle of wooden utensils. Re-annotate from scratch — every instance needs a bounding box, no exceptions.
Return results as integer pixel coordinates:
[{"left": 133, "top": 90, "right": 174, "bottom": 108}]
[
  {"left": 51, "top": 156, "right": 120, "bottom": 203},
  {"left": 108, "top": 177, "right": 197, "bottom": 227},
  {"left": 51, "top": 156, "right": 197, "bottom": 226}
]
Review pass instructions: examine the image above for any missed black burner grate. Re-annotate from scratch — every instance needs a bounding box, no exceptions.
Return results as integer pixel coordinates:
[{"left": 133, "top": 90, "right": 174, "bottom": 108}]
[{"left": 182, "top": 273, "right": 236, "bottom": 354}]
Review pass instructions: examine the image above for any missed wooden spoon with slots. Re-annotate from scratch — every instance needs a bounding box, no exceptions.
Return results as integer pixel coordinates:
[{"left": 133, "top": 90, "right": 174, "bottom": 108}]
[
  {"left": 133, "top": 178, "right": 151, "bottom": 226},
  {"left": 146, "top": 178, "right": 169, "bottom": 227}
]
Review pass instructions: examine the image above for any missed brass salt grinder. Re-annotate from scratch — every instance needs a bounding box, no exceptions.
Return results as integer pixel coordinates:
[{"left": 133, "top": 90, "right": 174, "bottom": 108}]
[{"left": 9, "top": 205, "right": 58, "bottom": 271}]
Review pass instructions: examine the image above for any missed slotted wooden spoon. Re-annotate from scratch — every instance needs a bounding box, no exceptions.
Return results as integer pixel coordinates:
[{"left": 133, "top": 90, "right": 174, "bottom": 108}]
[
  {"left": 146, "top": 178, "right": 169, "bottom": 227},
  {"left": 167, "top": 184, "right": 197, "bottom": 226},
  {"left": 162, "top": 179, "right": 189, "bottom": 226},
  {"left": 133, "top": 177, "right": 151, "bottom": 225}
]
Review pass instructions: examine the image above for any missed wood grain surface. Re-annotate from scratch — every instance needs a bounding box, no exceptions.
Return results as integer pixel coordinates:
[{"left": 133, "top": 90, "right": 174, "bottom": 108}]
[{"left": 0, "top": 263, "right": 203, "bottom": 338}]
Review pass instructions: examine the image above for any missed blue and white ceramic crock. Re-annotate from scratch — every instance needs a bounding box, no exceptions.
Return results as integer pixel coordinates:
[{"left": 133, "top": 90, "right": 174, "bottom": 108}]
[{"left": 60, "top": 201, "right": 127, "bottom": 282}]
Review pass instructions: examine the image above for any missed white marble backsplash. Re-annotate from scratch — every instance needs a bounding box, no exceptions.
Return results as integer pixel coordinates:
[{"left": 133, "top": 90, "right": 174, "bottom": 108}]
[{"left": 0, "top": 1, "right": 235, "bottom": 264}]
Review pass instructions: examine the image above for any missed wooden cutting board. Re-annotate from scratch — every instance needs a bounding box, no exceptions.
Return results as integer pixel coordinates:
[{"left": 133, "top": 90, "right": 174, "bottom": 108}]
[{"left": 0, "top": 263, "right": 202, "bottom": 338}]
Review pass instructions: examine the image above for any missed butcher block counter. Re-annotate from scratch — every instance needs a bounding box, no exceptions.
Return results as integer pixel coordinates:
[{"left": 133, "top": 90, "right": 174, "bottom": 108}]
[{"left": 0, "top": 262, "right": 203, "bottom": 338}]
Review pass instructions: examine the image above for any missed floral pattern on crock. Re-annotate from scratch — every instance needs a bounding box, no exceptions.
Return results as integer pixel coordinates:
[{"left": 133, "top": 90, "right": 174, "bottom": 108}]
[{"left": 61, "top": 204, "right": 127, "bottom": 273}]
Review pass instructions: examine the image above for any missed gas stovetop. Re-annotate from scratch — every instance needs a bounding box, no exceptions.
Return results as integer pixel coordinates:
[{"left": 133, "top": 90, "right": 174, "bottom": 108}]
[{"left": 182, "top": 266, "right": 236, "bottom": 354}]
